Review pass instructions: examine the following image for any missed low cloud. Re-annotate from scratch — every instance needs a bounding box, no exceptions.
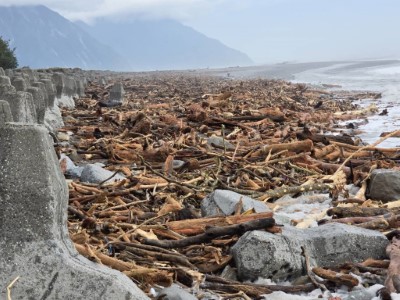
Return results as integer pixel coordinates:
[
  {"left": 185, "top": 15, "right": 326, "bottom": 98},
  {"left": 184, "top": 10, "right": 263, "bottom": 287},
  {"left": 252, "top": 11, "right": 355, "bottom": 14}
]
[{"left": 0, "top": 0, "right": 225, "bottom": 22}]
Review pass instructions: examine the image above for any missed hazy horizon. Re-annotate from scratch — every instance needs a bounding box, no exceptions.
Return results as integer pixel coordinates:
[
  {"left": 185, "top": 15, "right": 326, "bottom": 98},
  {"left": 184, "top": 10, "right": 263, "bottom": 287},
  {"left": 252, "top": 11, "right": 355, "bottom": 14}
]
[{"left": 0, "top": 0, "right": 399, "bottom": 65}]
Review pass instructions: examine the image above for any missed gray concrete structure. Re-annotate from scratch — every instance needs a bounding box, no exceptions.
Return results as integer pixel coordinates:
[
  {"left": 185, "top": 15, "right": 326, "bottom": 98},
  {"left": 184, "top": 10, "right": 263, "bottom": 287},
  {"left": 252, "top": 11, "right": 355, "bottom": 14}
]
[
  {"left": 41, "top": 78, "right": 64, "bottom": 130},
  {"left": 27, "top": 86, "right": 46, "bottom": 124},
  {"left": 40, "top": 78, "right": 56, "bottom": 107},
  {"left": 0, "top": 100, "right": 13, "bottom": 125},
  {"left": 32, "top": 81, "right": 49, "bottom": 108},
  {"left": 75, "top": 77, "right": 86, "bottom": 97},
  {"left": 20, "top": 67, "right": 39, "bottom": 83},
  {"left": 4, "top": 68, "right": 13, "bottom": 77},
  {"left": 52, "top": 72, "right": 75, "bottom": 108},
  {"left": 0, "top": 123, "right": 149, "bottom": 300},
  {"left": 109, "top": 82, "right": 125, "bottom": 104},
  {"left": 11, "top": 76, "right": 28, "bottom": 91},
  {"left": 0, "top": 90, "right": 37, "bottom": 124},
  {"left": 232, "top": 223, "right": 388, "bottom": 281},
  {"left": 0, "top": 75, "right": 11, "bottom": 85}
]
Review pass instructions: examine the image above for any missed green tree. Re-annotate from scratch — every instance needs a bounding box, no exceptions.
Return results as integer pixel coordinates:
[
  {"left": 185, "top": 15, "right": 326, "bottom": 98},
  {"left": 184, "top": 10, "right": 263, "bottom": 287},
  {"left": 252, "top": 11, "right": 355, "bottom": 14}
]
[{"left": 0, "top": 37, "right": 18, "bottom": 69}]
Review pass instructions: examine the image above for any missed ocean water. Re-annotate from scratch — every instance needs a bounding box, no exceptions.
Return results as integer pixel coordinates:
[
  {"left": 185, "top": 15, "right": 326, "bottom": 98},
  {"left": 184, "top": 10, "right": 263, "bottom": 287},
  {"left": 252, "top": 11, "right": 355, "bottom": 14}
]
[
  {"left": 217, "top": 60, "right": 400, "bottom": 148},
  {"left": 293, "top": 60, "right": 400, "bottom": 148}
]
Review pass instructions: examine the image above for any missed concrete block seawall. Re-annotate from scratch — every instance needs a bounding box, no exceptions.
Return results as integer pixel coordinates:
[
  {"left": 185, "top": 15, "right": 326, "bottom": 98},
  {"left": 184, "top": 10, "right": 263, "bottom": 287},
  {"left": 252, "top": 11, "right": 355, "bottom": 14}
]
[{"left": 0, "top": 67, "right": 149, "bottom": 300}]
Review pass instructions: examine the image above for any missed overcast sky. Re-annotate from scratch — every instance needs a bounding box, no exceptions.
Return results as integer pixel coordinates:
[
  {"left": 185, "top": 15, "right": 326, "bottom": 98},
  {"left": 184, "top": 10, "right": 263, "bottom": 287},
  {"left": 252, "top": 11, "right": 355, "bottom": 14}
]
[{"left": 1, "top": 0, "right": 399, "bottom": 64}]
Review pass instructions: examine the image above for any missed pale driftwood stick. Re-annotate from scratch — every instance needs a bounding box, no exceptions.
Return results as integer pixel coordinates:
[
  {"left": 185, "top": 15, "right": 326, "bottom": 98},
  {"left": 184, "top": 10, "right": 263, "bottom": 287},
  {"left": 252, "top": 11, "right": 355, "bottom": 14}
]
[{"left": 260, "top": 139, "right": 313, "bottom": 154}]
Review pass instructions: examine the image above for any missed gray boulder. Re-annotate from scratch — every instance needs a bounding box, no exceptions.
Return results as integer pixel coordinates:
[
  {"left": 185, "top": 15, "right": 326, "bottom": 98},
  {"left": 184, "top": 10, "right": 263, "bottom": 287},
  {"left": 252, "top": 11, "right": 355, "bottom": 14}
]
[
  {"left": 0, "top": 124, "right": 149, "bottom": 300},
  {"left": 0, "top": 67, "right": 4, "bottom": 76},
  {"left": 201, "top": 189, "right": 270, "bottom": 217},
  {"left": 368, "top": 169, "right": 400, "bottom": 202},
  {"left": 232, "top": 223, "right": 388, "bottom": 281},
  {"left": 80, "top": 164, "right": 126, "bottom": 184},
  {"left": 157, "top": 285, "right": 197, "bottom": 300},
  {"left": 207, "top": 136, "right": 235, "bottom": 150}
]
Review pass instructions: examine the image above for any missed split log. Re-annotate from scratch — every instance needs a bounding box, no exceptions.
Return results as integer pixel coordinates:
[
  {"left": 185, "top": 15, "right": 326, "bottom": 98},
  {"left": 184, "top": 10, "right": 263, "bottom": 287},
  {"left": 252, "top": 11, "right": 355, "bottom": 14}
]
[{"left": 143, "top": 217, "right": 275, "bottom": 248}]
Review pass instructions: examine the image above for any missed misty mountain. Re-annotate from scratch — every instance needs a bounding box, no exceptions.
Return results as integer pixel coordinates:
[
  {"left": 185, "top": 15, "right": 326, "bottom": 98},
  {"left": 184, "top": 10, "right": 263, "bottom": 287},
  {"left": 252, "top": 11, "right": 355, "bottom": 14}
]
[
  {"left": 0, "top": 5, "right": 126, "bottom": 70},
  {"left": 77, "top": 18, "right": 253, "bottom": 70},
  {"left": 0, "top": 5, "right": 252, "bottom": 71}
]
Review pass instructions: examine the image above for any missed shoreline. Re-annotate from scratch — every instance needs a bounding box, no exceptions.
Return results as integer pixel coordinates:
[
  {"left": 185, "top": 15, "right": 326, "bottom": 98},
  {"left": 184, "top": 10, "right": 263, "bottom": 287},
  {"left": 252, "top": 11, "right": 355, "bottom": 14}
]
[{"left": 62, "top": 71, "right": 396, "bottom": 298}]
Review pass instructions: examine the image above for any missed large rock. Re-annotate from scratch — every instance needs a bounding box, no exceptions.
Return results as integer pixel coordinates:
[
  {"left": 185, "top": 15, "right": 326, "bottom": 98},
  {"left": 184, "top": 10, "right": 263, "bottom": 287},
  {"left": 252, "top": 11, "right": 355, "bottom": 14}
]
[
  {"left": 0, "top": 123, "right": 149, "bottom": 300},
  {"left": 0, "top": 67, "right": 4, "bottom": 76},
  {"left": 207, "top": 136, "right": 235, "bottom": 150},
  {"left": 201, "top": 189, "right": 270, "bottom": 217},
  {"left": 80, "top": 164, "right": 126, "bottom": 184},
  {"left": 232, "top": 223, "right": 388, "bottom": 281},
  {"left": 367, "top": 169, "right": 400, "bottom": 202}
]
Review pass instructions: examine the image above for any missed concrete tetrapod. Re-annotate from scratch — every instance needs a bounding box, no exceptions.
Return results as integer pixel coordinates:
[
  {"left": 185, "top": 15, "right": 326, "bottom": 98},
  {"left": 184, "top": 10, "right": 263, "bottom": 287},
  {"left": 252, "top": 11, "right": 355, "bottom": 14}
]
[
  {"left": 0, "top": 124, "right": 150, "bottom": 300},
  {"left": 0, "top": 100, "right": 13, "bottom": 125}
]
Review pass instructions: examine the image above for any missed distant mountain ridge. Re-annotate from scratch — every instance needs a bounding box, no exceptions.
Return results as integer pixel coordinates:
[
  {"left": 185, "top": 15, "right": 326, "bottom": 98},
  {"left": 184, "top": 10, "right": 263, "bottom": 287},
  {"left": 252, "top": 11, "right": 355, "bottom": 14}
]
[
  {"left": 0, "top": 5, "right": 252, "bottom": 71},
  {"left": 77, "top": 18, "right": 253, "bottom": 70},
  {"left": 0, "top": 5, "right": 126, "bottom": 70}
]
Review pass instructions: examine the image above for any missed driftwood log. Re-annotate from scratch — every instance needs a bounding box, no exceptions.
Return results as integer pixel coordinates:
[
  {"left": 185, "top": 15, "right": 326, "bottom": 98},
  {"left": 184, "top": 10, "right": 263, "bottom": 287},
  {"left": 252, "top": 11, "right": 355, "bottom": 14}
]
[{"left": 144, "top": 217, "right": 275, "bottom": 248}]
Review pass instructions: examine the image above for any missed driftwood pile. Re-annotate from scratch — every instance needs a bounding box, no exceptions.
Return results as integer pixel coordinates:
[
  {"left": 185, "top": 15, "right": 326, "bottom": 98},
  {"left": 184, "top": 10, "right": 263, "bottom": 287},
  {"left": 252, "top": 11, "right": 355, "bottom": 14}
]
[{"left": 59, "top": 72, "right": 399, "bottom": 299}]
